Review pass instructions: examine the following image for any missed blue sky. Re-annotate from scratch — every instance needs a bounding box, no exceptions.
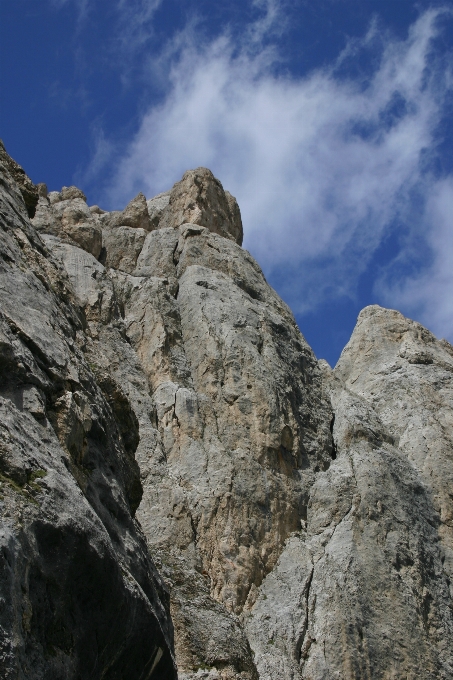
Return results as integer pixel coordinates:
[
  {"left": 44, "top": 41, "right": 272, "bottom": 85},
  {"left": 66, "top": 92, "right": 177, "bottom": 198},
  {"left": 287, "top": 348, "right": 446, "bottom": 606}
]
[{"left": 1, "top": 0, "right": 453, "bottom": 365}]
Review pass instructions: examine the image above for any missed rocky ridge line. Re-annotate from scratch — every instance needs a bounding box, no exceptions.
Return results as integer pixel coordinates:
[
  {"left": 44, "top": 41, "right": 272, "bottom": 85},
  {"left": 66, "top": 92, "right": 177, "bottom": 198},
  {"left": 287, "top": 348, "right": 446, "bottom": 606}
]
[{"left": 0, "top": 142, "right": 452, "bottom": 679}]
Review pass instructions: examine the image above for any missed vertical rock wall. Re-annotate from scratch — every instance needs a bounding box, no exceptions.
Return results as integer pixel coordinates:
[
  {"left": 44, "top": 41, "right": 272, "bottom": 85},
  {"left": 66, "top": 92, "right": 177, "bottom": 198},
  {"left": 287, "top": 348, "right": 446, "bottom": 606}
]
[
  {"left": 0, "top": 147, "right": 176, "bottom": 678},
  {"left": 245, "top": 309, "right": 453, "bottom": 679},
  {"left": 36, "top": 166, "right": 333, "bottom": 678},
  {"left": 1, "top": 143, "right": 452, "bottom": 679}
]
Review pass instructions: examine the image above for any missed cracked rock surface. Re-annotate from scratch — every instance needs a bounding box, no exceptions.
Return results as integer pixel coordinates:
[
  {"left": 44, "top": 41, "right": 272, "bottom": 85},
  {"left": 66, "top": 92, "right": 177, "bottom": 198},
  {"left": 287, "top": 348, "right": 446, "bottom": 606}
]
[
  {"left": 1, "top": 141, "right": 452, "bottom": 679},
  {"left": 335, "top": 304, "right": 453, "bottom": 594},
  {"left": 0, "top": 146, "right": 176, "bottom": 678},
  {"left": 244, "top": 312, "right": 453, "bottom": 679}
]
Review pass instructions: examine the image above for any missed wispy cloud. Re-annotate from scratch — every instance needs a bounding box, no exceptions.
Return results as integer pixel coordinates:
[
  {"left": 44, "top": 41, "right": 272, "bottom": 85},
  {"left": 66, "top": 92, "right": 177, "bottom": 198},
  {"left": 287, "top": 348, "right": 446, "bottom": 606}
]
[
  {"left": 49, "top": 0, "right": 163, "bottom": 49},
  {"left": 115, "top": 0, "right": 163, "bottom": 52},
  {"left": 95, "top": 5, "right": 452, "bottom": 337},
  {"left": 379, "top": 176, "right": 453, "bottom": 340},
  {"left": 75, "top": 125, "right": 116, "bottom": 188},
  {"left": 246, "top": 0, "right": 289, "bottom": 46}
]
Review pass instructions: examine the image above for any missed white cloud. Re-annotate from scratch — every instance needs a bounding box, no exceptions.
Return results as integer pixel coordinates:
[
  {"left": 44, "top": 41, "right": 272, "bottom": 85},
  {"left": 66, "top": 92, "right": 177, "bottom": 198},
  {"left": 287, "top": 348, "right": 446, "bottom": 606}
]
[
  {"left": 379, "top": 176, "right": 453, "bottom": 340},
  {"left": 98, "top": 6, "right": 453, "bottom": 329}
]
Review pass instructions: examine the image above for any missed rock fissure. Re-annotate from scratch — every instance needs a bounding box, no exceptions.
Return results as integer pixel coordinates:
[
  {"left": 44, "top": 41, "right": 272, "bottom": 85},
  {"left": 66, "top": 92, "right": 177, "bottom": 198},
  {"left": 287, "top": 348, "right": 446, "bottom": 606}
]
[{"left": 296, "top": 565, "right": 314, "bottom": 664}]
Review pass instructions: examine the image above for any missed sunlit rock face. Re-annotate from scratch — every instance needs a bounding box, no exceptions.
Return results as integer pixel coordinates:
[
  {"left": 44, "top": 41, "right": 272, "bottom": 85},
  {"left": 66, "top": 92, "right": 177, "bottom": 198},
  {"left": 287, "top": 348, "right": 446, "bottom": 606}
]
[
  {"left": 1, "top": 141, "right": 452, "bottom": 679},
  {"left": 158, "top": 167, "right": 244, "bottom": 246}
]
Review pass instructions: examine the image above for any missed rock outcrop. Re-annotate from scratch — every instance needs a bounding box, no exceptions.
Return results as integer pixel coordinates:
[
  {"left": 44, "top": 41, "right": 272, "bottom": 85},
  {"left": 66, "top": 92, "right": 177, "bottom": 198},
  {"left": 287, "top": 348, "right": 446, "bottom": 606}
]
[
  {"left": 245, "top": 362, "right": 453, "bottom": 679},
  {"left": 1, "top": 142, "right": 452, "bottom": 679},
  {"left": 0, "top": 146, "right": 176, "bottom": 678},
  {"left": 33, "top": 184, "right": 103, "bottom": 258},
  {"left": 158, "top": 168, "right": 243, "bottom": 245},
  {"left": 335, "top": 305, "right": 453, "bottom": 592},
  {"left": 0, "top": 140, "right": 38, "bottom": 218}
]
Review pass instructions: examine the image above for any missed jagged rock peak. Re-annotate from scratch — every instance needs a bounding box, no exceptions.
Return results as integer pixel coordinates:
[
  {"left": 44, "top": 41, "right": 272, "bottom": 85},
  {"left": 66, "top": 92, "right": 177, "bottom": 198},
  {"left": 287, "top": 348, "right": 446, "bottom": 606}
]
[
  {"left": 0, "top": 139, "right": 39, "bottom": 218},
  {"left": 103, "top": 192, "right": 152, "bottom": 231},
  {"left": 48, "top": 185, "right": 87, "bottom": 203},
  {"left": 159, "top": 167, "right": 243, "bottom": 245},
  {"left": 31, "top": 166, "right": 243, "bottom": 271},
  {"left": 335, "top": 302, "right": 453, "bottom": 582}
]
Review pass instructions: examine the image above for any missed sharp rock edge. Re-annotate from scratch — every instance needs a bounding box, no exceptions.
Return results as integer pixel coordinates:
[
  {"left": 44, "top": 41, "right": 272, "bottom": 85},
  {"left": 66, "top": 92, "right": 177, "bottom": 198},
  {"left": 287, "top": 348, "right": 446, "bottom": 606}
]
[{"left": 0, "top": 142, "right": 452, "bottom": 679}]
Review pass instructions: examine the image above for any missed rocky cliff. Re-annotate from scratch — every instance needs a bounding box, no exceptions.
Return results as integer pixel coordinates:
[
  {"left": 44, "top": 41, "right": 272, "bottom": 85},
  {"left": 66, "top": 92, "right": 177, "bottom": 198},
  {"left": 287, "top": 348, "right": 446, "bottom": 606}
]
[{"left": 0, "top": 142, "right": 452, "bottom": 679}]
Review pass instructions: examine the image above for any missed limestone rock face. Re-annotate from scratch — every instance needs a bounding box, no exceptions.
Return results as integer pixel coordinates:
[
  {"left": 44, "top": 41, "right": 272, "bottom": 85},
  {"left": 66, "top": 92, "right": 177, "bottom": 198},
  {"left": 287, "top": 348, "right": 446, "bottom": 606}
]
[
  {"left": 1, "top": 142, "right": 452, "bottom": 680},
  {"left": 0, "top": 146, "right": 176, "bottom": 678},
  {"left": 28, "top": 165, "right": 332, "bottom": 676},
  {"left": 32, "top": 186, "right": 103, "bottom": 259},
  {"left": 102, "top": 225, "right": 147, "bottom": 273},
  {"left": 103, "top": 192, "right": 152, "bottom": 231},
  {"left": 245, "top": 309, "right": 453, "bottom": 679},
  {"left": 60, "top": 185, "right": 87, "bottom": 201},
  {"left": 0, "top": 140, "right": 38, "bottom": 217},
  {"left": 124, "top": 222, "right": 333, "bottom": 677},
  {"left": 158, "top": 168, "right": 244, "bottom": 245},
  {"left": 245, "top": 367, "right": 453, "bottom": 679},
  {"left": 335, "top": 305, "right": 453, "bottom": 597},
  {"left": 147, "top": 190, "right": 171, "bottom": 229},
  {"left": 49, "top": 215, "right": 332, "bottom": 676}
]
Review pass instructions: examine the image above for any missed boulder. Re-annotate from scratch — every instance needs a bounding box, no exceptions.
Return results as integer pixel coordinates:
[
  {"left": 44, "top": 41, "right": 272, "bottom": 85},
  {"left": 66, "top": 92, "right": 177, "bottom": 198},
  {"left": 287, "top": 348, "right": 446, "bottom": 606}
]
[
  {"left": 60, "top": 185, "right": 87, "bottom": 201},
  {"left": 105, "top": 192, "right": 151, "bottom": 231}
]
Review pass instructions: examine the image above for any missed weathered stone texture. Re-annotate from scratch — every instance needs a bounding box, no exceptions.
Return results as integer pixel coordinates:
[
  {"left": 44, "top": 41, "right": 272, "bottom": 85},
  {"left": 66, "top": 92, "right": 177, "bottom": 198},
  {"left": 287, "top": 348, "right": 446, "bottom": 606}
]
[
  {"left": 158, "top": 168, "right": 244, "bottom": 245},
  {"left": 33, "top": 164, "right": 332, "bottom": 675},
  {"left": 102, "top": 191, "right": 151, "bottom": 231},
  {"left": 335, "top": 305, "right": 453, "bottom": 593},
  {"left": 147, "top": 190, "right": 171, "bottom": 229},
  {"left": 32, "top": 188, "right": 103, "bottom": 259},
  {"left": 245, "top": 310, "right": 453, "bottom": 680},
  {"left": 0, "top": 144, "right": 176, "bottom": 679},
  {"left": 124, "top": 222, "right": 333, "bottom": 677},
  {"left": 1, "top": 142, "right": 452, "bottom": 680},
  {"left": 0, "top": 140, "right": 39, "bottom": 218}
]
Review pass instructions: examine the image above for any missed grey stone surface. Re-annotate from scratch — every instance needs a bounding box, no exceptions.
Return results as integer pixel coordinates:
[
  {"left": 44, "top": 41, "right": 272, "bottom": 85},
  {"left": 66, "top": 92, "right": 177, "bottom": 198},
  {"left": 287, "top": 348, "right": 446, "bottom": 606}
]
[
  {"left": 0, "top": 140, "right": 38, "bottom": 218},
  {"left": 335, "top": 305, "right": 453, "bottom": 598},
  {"left": 60, "top": 185, "right": 87, "bottom": 201},
  {"left": 45, "top": 187, "right": 332, "bottom": 676},
  {"left": 245, "top": 368, "right": 453, "bottom": 679},
  {"left": 244, "top": 310, "right": 453, "bottom": 679},
  {"left": 2, "top": 149, "right": 452, "bottom": 679},
  {"left": 111, "top": 221, "right": 333, "bottom": 677},
  {"left": 32, "top": 191, "right": 102, "bottom": 259},
  {"left": 102, "top": 224, "right": 147, "bottom": 273},
  {"left": 103, "top": 192, "right": 151, "bottom": 231},
  {"left": 158, "top": 168, "right": 243, "bottom": 245},
  {"left": 0, "top": 147, "right": 176, "bottom": 679},
  {"left": 36, "top": 183, "right": 48, "bottom": 198},
  {"left": 147, "top": 191, "right": 171, "bottom": 229}
]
